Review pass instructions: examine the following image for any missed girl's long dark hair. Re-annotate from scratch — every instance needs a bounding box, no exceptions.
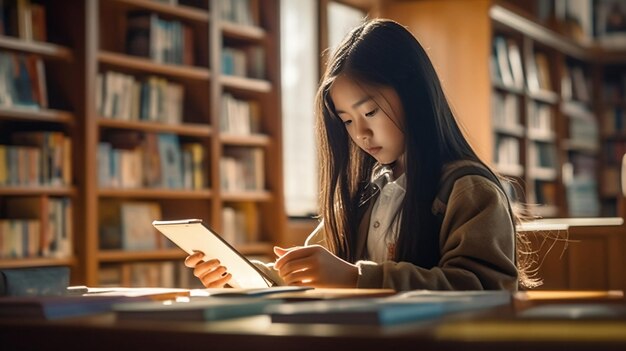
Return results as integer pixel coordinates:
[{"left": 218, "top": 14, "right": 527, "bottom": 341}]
[{"left": 315, "top": 19, "right": 536, "bottom": 288}]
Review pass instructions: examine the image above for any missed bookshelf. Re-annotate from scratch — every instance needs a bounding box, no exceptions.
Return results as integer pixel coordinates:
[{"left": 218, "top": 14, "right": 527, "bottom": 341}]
[
  {"left": 380, "top": 0, "right": 624, "bottom": 219},
  {"left": 0, "top": 0, "right": 285, "bottom": 288},
  {"left": 0, "top": 0, "right": 82, "bottom": 275}
]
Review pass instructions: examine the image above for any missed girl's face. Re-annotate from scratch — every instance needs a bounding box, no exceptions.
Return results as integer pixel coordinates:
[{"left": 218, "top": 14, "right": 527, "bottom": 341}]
[{"left": 330, "top": 75, "right": 406, "bottom": 172}]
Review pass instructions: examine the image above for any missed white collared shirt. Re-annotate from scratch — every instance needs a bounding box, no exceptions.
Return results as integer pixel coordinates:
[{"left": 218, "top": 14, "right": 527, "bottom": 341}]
[{"left": 366, "top": 173, "right": 406, "bottom": 263}]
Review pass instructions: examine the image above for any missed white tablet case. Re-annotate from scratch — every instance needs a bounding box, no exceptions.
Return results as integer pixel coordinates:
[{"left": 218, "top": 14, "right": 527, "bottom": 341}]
[{"left": 152, "top": 219, "right": 274, "bottom": 288}]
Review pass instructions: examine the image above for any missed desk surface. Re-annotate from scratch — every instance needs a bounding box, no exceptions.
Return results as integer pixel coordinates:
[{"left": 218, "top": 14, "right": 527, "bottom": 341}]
[
  {"left": 2, "top": 291, "right": 626, "bottom": 351},
  {"left": 517, "top": 217, "right": 624, "bottom": 232}
]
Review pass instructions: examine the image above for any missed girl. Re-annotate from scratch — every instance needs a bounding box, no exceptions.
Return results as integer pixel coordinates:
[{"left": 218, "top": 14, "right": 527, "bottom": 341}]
[{"left": 185, "top": 18, "right": 535, "bottom": 291}]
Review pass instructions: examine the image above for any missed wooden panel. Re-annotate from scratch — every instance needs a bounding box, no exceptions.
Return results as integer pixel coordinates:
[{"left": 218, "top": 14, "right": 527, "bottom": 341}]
[
  {"left": 380, "top": 0, "right": 494, "bottom": 162},
  {"left": 527, "top": 230, "right": 570, "bottom": 289},
  {"left": 567, "top": 236, "right": 608, "bottom": 290}
]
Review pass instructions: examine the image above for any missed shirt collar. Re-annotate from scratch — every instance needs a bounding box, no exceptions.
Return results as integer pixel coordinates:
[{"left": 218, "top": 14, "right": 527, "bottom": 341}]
[{"left": 371, "top": 164, "right": 406, "bottom": 191}]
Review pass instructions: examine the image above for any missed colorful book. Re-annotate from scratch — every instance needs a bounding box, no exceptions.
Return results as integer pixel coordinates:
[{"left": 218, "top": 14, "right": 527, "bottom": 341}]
[
  {"left": 114, "top": 296, "right": 281, "bottom": 321},
  {"left": 0, "top": 295, "right": 136, "bottom": 320},
  {"left": 267, "top": 298, "right": 445, "bottom": 325}
]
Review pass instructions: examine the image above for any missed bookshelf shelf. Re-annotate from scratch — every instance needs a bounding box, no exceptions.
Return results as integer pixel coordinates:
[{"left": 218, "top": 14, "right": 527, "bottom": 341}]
[
  {"left": 495, "top": 163, "right": 524, "bottom": 177},
  {"left": 221, "top": 75, "right": 272, "bottom": 93},
  {"left": 0, "top": 257, "right": 76, "bottom": 269},
  {"left": 494, "top": 124, "right": 525, "bottom": 137},
  {"left": 98, "top": 249, "right": 186, "bottom": 262},
  {"left": 527, "top": 129, "right": 556, "bottom": 142},
  {"left": 220, "top": 133, "right": 270, "bottom": 146},
  {"left": 98, "top": 51, "right": 211, "bottom": 80},
  {"left": 98, "top": 188, "right": 213, "bottom": 199},
  {"left": 562, "top": 140, "right": 599, "bottom": 154},
  {"left": 98, "top": 242, "right": 272, "bottom": 262},
  {"left": 98, "top": 118, "right": 213, "bottom": 137},
  {"left": 528, "top": 167, "right": 558, "bottom": 181},
  {"left": 562, "top": 101, "right": 594, "bottom": 120},
  {"left": 604, "top": 132, "right": 626, "bottom": 140},
  {"left": 222, "top": 190, "right": 273, "bottom": 202},
  {"left": 0, "top": 36, "right": 74, "bottom": 60},
  {"left": 528, "top": 90, "right": 559, "bottom": 104},
  {"left": 0, "top": 107, "right": 74, "bottom": 124},
  {"left": 532, "top": 205, "right": 559, "bottom": 218},
  {"left": 492, "top": 81, "right": 524, "bottom": 95},
  {"left": 221, "top": 22, "right": 266, "bottom": 41},
  {"left": 110, "top": 0, "right": 211, "bottom": 22},
  {"left": 0, "top": 187, "right": 77, "bottom": 196}
]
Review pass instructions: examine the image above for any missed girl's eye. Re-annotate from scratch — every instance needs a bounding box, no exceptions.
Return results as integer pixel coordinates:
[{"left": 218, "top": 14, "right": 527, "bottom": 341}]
[
  {"left": 365, "top": 108, "right": 379, "bottom": 117},
  {"left": 343, "top": 120, "right": 352, "bottom": 126}
]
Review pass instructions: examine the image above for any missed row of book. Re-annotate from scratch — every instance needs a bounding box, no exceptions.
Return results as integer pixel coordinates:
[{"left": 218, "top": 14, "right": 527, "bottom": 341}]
[
  {"left": 0, "top": 50, "right": 47, "bottom": 109},
  {"left": 0, "top": 197, "right": 73, "bottom": 259},
  {"left": 222, "top": 46, "right": 265, "bottom": 79},
  {"left": 99, "top": 201, "right": 171, "bottom": 251},
  {"left": 566, "top": 177, "right": 600, "bottom": 217},
  {"left": 99, "top": 261, "right": 201, "bottom": 288},
  {"left": 491, "top": 91, "right": 521, "bottom": 130},
  {"left": 532, "top": 179, "right": 557, "bottom": 206},
  {"left": 491, "top": 36, "right": 524, "bottom": 89},
  {"left": 0, "top": 0, "right": 46, "bottom": 41},
  {"left": 529, "top": 142, "right": 557, "bottom": 170},
  {"left": 563, "top": 154, "right": 600, "bottom": 217},
  {"left": 562, "top": 64, "right": 591, "bottom": 103},
  {"left": 96, "top": 71, "right": 184, "bottom": 124},
  {"left": 222, "top": 204, "right": 259, "bottom": 245},
  {"left": 494, "top": 135, "right": 520, "bottom": 169},
  {"left": 603, "top": 106, "right": 625, "bottom": 134},
  {"left": 220, "top": 147, "right": 264, "bottom": 191},
  {"left": 568, "top": 114, "right": 599, "bottom": 150},
  {"left": 0, "top": 131, "right": 71, "bottom": 186},
  {"left": 220, "top": 0, "right": 258, "bottom": 26},
  {"left": 98, "top": 133, "right": 205, "bottom": 190},
  {"left": 220, "top": 93, "right": 261, "bottom": 135},
  {"left": 527, "top": 101, "right": 555, "bottom": 139},
  {"left": 126, "top": 11, "right": 195, "bottom": 66}
]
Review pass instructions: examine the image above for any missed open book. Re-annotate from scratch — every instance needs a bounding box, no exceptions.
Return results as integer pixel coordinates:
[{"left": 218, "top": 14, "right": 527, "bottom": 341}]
[{"left": 152, "top": 219, "right": 277, "bottom": 288}]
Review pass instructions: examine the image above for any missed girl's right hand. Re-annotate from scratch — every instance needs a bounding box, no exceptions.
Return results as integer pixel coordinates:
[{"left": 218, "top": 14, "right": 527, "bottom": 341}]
[{"left": 184, "top": 251, "right": 232, "bottom": 288}]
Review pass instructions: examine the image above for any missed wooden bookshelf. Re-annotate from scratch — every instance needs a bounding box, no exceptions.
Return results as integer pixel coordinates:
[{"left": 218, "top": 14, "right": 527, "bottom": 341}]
[
  {"left": 380, "top": 0, "right": 620, "bottom": 219},
  {"left": 0, "top": 0, "right": 285, "bottom": 288},
  {"left": 0, "top": 0, "right": 83, "bottom": 274}
]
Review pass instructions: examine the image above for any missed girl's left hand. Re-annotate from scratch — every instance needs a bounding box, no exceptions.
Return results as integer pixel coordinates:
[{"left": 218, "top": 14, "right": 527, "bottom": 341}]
[{"left": 273, "top": 245, "right": 358, "bottom": 288}]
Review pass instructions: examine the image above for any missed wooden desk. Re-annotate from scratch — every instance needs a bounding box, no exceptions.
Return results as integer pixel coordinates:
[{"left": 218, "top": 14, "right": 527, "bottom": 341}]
[
  {"left": 517, "top": 217, "right": 626, "bottom": 291},
  {"left": 2, "top": 296, "right": 626, "bottom": 351}
]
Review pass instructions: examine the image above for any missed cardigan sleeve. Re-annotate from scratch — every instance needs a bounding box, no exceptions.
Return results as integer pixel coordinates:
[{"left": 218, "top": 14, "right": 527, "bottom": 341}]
[{"left": 355, "top": 175, "right": 518, "bottom": 291}]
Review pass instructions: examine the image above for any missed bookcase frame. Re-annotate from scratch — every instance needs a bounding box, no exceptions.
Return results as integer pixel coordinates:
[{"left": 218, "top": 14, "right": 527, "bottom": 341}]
[{"left": 0, "top": 0, "right": 286, "bottom": 287}]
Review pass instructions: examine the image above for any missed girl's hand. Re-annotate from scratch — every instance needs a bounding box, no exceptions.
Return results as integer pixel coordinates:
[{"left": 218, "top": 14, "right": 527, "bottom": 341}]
[
  {"left": 184, "top": 251, "right": 232, "bottom": 288},
  {"left": 273, "top": 245, "right": 358, "bottom": 288}
]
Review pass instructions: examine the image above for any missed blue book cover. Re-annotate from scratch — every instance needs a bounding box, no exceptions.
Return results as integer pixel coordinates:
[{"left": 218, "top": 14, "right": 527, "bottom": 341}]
[
  {"left": 0, "top": 267, "right": 70, "bottom": 297},
  {"left": 267, "top": 298, "right": 445, "bottom": 326},
  {"left": 0, "top": 295, "right": 136, "bottom": 320},
  {"left": 114, "top": 296, "right": 281, "bottom": 321},
  {"left": 157, "top": 134, "right": 183, "bottom": 188}
]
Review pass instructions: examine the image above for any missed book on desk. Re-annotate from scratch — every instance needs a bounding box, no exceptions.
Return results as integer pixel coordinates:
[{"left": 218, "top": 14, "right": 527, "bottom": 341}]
[
  {"left": 267, "top": 290, "right": 512, "bottom": 326},
  {"left": 114, "top": 296, "right": 282, "bottom": 321}
]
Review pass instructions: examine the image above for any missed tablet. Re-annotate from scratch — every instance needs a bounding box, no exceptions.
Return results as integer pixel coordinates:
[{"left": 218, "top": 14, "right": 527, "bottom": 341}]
[{"left": 152, "top": 219, "right": 276, "bottom": 288}]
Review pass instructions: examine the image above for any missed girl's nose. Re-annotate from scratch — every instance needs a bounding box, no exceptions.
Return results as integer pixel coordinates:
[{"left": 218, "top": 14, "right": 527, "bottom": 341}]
[{"left": 354, "top": 118, "right": 372, "bottom": 140}]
